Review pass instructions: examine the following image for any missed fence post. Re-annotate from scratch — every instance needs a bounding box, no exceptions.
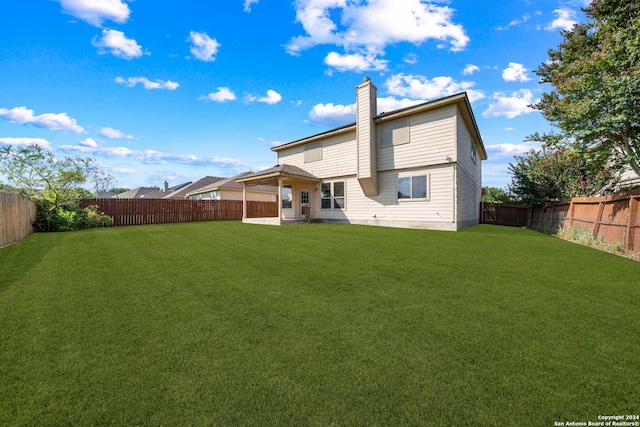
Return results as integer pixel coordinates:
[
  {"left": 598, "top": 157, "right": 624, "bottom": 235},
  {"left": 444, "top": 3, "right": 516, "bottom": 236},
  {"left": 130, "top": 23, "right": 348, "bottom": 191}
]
[
  {"left": 566, "top": 199, "right": 575, "bottom": 228},
  {"left": 592, "top": 201, "right": 605, "bottom": 238},
  {"left": 626, "top": 196, "right": 638, "bottom": 251}
]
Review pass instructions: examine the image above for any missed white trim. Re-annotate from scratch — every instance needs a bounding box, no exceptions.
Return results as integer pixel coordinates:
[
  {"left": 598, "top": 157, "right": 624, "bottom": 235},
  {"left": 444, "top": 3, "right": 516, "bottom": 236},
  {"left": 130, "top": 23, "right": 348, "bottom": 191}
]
[{"left": 396, "top": 173, "right": 430, "bottom": 202}]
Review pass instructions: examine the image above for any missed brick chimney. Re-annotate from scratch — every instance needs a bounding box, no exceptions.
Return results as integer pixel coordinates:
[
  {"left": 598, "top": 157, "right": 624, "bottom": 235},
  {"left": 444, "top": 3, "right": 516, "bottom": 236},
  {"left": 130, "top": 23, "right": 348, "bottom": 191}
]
[{"left": 356, "top": 77, "right": 378, "bottom": 197}]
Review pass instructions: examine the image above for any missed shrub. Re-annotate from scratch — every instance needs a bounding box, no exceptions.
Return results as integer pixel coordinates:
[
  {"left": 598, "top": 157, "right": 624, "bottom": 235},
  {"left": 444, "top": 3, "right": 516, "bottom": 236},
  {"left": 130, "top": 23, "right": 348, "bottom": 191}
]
[
  {"left": 83, "top": 205, "right": 113, "bottom": 228},
  {"left": 43, "top": 203, "right": 113, "bottom": 232},
  {"left": 556, "top": 225, "right": 638, "bottom": 260}
]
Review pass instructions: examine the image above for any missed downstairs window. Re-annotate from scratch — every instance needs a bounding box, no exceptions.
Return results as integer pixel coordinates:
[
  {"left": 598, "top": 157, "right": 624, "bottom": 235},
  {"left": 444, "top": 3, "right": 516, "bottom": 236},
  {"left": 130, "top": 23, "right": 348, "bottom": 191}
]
[
  {"left": 321, "top": 181, "right": 345, "bottom": 209},
  {"left": 397, "top": 175, "right": 427, "bottom": 200}
]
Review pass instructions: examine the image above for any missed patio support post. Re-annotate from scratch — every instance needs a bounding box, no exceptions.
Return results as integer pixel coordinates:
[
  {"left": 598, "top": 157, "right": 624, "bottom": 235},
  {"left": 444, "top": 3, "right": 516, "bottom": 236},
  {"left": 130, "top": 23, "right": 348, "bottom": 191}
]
[
  {"left": 242, "top": 183, "right": 247, "bottom": 220},
  {"left": 278, "top": 177, "right": 283, "bottom": 222}
]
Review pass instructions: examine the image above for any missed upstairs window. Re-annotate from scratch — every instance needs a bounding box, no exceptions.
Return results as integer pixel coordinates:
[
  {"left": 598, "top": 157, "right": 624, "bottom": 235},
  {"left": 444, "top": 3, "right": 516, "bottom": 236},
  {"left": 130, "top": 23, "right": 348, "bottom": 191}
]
[
  {"left": 471, "top": 145, "right": 477, "bottom": 164},
  {"left": 378, "top": 117, "right": 409, "bottom": 147},
  {"left": 397, "top": 175, "right": 427, "bottom": 200}
]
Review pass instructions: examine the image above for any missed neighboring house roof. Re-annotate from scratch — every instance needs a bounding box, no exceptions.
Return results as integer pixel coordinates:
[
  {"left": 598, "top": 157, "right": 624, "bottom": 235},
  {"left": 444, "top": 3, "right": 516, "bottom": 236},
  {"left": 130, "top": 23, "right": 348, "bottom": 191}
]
[
  {"left": 163, "top": 176, "right": 226, "bottom": 198},
  {"left": 271, "top": 92, "right": 487, "bottom": 160},
  {"left": 96, "top": 191, "right": 115, "bottom": 198},
  {"left": 236, "top": 164, "right": 322, "bottom": 184},
  {"left": 112, "top": 187, "right": 166, "bottom": 199},
  {"left": 188, "top": 172, "right": 279, "bottom": 196},
  {"left": 167, "top": 182, "right": 192, "bottom": 191},
  {"left": 619, "top": 165, "right": 640, "bottom": 189}
]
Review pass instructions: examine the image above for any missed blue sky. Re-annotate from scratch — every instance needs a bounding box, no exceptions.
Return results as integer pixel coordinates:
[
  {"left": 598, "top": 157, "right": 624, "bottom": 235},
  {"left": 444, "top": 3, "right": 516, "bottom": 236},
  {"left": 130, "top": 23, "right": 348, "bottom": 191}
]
[{"left": 0, "top": 0, "right": 589, "bottom": 190}]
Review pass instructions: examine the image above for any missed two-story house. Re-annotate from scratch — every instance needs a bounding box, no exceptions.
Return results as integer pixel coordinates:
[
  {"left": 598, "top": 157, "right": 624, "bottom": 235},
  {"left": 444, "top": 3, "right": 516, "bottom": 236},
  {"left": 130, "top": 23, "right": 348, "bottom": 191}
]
[{"left": 237, "top": 77, "right": 487, "bottom": 231}]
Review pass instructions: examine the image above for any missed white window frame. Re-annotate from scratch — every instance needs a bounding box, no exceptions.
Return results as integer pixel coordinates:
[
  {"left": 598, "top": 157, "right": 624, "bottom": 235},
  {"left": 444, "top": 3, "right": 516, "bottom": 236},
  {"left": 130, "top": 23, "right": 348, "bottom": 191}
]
[
  {"left": 397, "top": 175, "right": 429, "bottom": 201},
  {"left": 321, "top": 181, "right": 346, "bottom": 210},
  {"left": 471, "top": 144, "right": 477, "bottom": 164}
]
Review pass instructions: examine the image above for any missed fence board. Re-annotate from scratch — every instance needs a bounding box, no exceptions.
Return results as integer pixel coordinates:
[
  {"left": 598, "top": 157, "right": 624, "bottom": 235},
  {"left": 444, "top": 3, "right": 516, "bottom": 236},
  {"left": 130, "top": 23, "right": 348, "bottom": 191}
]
[
  {"left": 80, "top": 198, "right": 277, "bottom": 227},
  {"left": 0, "top": 192, "right": 36, "bottom": 248},
  {"left": 480, "top": 203, "right": 528, "bottom": 227},
  {"left": 481, "top": 189, "right": 640, "bottom": 253}
]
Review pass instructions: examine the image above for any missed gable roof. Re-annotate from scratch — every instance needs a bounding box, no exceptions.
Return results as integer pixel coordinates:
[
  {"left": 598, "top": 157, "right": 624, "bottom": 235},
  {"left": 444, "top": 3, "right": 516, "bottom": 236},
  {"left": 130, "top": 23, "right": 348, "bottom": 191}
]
[
  {"left": 163, "top": 176, "right": 226, "bottom": 198},
  {"left": 271, "top": 92, "right": 487, "bottom": 160},
  {"left": 236, "top": 164, "right": 321, "bottom": 184},
  {"left": 112, "top": 187, "right": 166, "bottom": 199},
  {"left": 188, "top": 172, "right": 279, "bottom": 196},
  {"left": 97, "top": 191, "right": 115, "bottom": 198}
]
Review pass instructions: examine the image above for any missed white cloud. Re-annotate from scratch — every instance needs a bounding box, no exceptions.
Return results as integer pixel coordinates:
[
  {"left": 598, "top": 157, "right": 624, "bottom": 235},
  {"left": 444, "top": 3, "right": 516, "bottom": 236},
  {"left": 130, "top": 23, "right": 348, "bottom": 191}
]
[
  {"left": 188, "top": 31, "right": 220, "bottom": 62},
  {"left": 403, "top": 53, "right": 418, "bottom": 65},
  {"left": 99, "top": 127, "right": 134, "bottom": 139},
  {"left": 199, "top": 87, "right": 237, "bottom": 103},
  {"left": 482, "top": 89, "right": 539, "bottom": 119},
  {"left": 546, "top": 8, "right": 578, "bottom": 32},
  {"left": 103, "top": 146, "right": 135, "bottom": 156},
  {"left": 308, "top": 96, "right": 424, "bottom": 126},
  {"left": 110, "top": 167, "right": 137, "bottom": 175},
  {"left": 93, "top": 29, "right": 145, "bottom": 59},
  {"left": 385, "top": 73, "right": 485, "bottom": 102},
  {"left": 259, "top": 90, "right": 282, "bottom": 104},
  {"left": 115, "top": 77, "right": 179, "bottom": 90},
  {"left": 0, "top": 137, "right": 53, "bottom": 150},
  {"left": 308, "top": 73, "right": 488, "bottom": 126},
  {"left": 286, "top": 0, "right": 469, "bottom": 71},
  {"left": 57, "top": 0, "right": 130, "bottom": 27},
  {"left": 463, "top": 64, "right": 479, "bottom": 75},
  {"left": 502, "top": 62, "right": 531, "bottom": 82},
  {"left": 243, "top": 0, "right": 259, "bottom": 12},
  {"left": 79, "top": 137, "right": 98, "bottom": 147},
  {"left": 495, "top": 13, "right": 531, "bottom": 31},
  {"left": 309, "top": 102, "right": 357, "bottom": 126},
  {"left": 377, "top": 96, "right": 425, "bottom": 113},
  {"left": 0, "top": 106, "right": 86, "bottom": 133},
  {"left": 58, "top": 143, "right": 249, "bottom": 169},
  {"left": 486, "top": 143, "right": 536, "bottom": 157},
  {"left": 60, "top": 144, "right": 134, "bottom": 157},
  {"left": 245, "top": 90, "right": 282, "bottom": 105},
  {"left": 324, "top": 51, "right": 388, "bottom": 72}
]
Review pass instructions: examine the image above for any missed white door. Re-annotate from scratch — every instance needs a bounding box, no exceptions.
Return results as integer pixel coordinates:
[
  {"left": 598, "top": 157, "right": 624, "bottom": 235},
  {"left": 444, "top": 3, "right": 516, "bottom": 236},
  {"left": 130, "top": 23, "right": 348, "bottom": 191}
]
[{"left": 300, "top": 189, "right": 310, "bottom": 218}]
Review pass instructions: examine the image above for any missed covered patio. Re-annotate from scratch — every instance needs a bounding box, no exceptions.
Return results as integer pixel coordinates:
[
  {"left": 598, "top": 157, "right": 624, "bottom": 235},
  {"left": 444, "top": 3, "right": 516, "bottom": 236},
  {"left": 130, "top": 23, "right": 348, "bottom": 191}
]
[{"left": 236, "top": 164, "right": 322, "bottom": 225}]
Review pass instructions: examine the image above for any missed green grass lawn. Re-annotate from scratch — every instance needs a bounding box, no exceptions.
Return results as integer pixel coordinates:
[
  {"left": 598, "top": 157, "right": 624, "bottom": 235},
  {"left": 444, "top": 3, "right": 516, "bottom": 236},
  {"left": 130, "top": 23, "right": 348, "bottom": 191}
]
[{"left": 1, "top": 222, "right": 638, "bottom": 426}]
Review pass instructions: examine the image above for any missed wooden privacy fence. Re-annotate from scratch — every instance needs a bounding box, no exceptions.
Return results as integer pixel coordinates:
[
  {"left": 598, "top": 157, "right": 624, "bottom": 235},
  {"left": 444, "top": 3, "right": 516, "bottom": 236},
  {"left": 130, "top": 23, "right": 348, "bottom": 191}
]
[
  {"left": 565, "top": 192, "right": 640, "bottom": 253},
  {"left": 80, "top": 198, "right": 278, "bottom": 227},
  {"left": 0, "top": 192, "right": 36, "bottom": 248},
  {"left": 481, "top": 189, "right": 640, "bottom": 253},
  {"left": 480, "top": 203, "right": 529, "bottom": 227}
]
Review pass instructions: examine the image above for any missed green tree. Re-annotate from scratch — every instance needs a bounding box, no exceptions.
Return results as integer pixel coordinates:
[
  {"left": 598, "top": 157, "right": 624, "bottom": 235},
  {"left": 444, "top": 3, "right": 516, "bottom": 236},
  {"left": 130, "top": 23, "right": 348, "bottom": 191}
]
[
  {"left": 0, "top": 181, "right": 23, "bottom": 195},
  {"left": 508, "top": 141, "right": 618, "bottom": 204},
  {"left": 481, "top": 187, "right": 514, "bottom": 204},
  {"left": 0, "top": 144, "right": 114, "bottom": 229},
  {"left": 108, "top": 187, "right": 130, "bottom": 194},
  {"left": 534, "top": 0, "right": 640, "bottom": 179}
]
